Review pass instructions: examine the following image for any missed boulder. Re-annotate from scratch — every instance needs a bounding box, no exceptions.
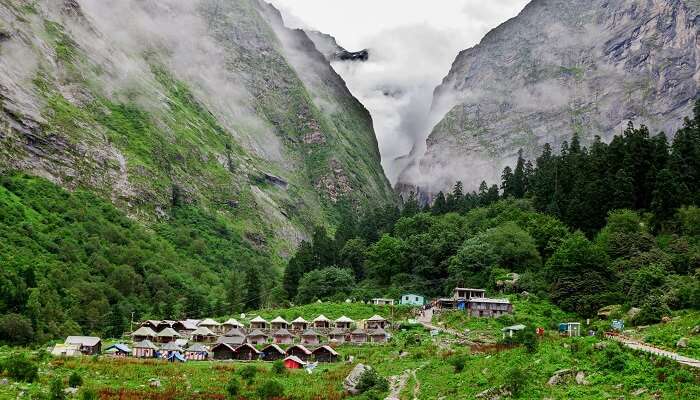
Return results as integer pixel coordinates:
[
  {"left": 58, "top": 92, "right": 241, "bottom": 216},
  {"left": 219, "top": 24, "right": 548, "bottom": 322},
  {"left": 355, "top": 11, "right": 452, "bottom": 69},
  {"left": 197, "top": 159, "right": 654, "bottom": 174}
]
[
  {"left": 593, "top": 342, "right": 609, "bottom": 350},
  {"left": 676, "top": 338, "right": 689, "bottom": 348},
  {"left": 691, "top": 325, "right": 700, "bottom": 335},
  {"left": 597, "top": 305, "right": 622, "bottom": 319},
  {"left": 547, "top": 369, "right": 575, "bottom": 386},
  {"left": 344, "top": 364, "right": 370, "bottom": 394},
  {"left": 148, "top": 379, "right": 161, "bottom": 388},
  {"left": 575, "top": 371, "right": 589, "bottom": 385},
  {"left": 475, "top": 387, "right": 511, "bottom": 400},
  {"left": 632, "top": 388, "right": 648, "bottom": 397},
  {"left": 0, "top": 378, "right": 8, "bottom": 385},
  {"left": 661, "top": 316, "right": 671, "bottom": 323},
  {"left": 626, "top": 308, "right": 641, "bottom": 320},
  {"left": 64, "top": 387, "right": 78, "bottom": 395}
]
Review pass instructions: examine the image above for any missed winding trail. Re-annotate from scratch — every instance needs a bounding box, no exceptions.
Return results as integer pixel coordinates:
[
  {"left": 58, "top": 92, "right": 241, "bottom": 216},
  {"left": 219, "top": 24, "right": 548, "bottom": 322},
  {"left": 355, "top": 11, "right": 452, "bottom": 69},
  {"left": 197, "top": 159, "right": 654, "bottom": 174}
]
[{"left": 606, "top": 333, "right": 700, "bottom": 369}]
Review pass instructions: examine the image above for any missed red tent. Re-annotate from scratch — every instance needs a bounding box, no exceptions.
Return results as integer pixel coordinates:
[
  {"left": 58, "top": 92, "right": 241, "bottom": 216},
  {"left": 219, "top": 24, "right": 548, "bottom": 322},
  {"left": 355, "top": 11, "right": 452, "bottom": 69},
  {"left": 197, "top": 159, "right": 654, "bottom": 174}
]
[{"left": 283, "top": 355, "right": 305, "bottom": 369}]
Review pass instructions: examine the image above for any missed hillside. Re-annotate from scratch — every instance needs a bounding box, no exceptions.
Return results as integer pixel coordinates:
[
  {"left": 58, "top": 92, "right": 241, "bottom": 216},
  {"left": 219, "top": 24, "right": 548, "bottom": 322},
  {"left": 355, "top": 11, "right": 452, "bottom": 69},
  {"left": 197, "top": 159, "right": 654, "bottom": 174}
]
[
  {"left": 0, "top": 0, "right": 394, "bottom": 255},
  {"left": 397, "top": 0, "right": 700, "bottom": 194}
]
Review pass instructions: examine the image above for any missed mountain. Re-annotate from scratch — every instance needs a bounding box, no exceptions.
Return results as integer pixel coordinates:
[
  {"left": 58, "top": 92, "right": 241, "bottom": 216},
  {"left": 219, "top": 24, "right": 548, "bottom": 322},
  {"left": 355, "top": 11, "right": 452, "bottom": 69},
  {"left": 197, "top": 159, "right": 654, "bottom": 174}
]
[
  {"left": 0, "top": 0, "right": 394, "bottom": 339},
  {"left": 0, "top": 0, "right": 394, "bottom": 254},
  {"left": 397, "top": 0, "right": 700, "bottom": 195}
]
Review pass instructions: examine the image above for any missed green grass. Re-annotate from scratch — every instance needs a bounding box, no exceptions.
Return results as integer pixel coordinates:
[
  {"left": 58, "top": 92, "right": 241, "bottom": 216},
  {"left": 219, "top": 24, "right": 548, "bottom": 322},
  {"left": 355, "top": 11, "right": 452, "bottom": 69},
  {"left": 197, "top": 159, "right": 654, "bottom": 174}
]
[{"left": 627, "top": 310, "right": 700, "bottom": 359}]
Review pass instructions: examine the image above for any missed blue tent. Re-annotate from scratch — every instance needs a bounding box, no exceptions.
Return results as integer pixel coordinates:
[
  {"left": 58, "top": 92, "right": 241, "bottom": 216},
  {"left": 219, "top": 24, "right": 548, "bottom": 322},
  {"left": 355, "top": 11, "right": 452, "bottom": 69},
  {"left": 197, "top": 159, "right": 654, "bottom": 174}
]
[
  {"left": 104, "top": 343, "right": 131, "bottom": 355},
  {"left": 167, "top": 352, "right": 186, "bottom": 363}
]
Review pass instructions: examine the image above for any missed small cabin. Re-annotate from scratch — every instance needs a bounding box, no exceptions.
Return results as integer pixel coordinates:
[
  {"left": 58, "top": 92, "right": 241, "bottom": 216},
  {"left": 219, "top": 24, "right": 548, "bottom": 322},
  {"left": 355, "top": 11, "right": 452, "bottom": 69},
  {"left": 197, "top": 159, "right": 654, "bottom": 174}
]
[
  {"left": 261, "top": 344, "right": 286, "bottom": 361},
  {"left": 140, "top": 320, "right": 161, "bottom": 331},
  {"left": 155, "top": 320, "right": 175, "bottom": 332},
  {"left": 286, "top": 344, "right": 312, "bottom": 361},
  {"left": 131, "top": 326, "right": 157, "bottom": 342},
  {"left": 371, "top": 298, "right": 395, "bottom": 306},
  {"left": 185, "top": 344, "right": 209, "bottom": 361},
  {"left": 172, "top": 320, "right": 198, "bottom": 334},
  {"left": 159, "top": 342, "right": 183, "bottom": 357},
  {"left": 329, "top": 328, "right": 347, "bottom": 344},
  {"left": 211, "top": 343, "right": 236, "bottom": 360},
  {"left": 312, "top": 315, "right": 331, "bottom": 329},
  {"left": 291, "top": 317, "right": 309, "bottom": 332},
  {"left": 312, "top": 345, "right": 339, "bottom": 363},
  {"left": 559, "top": 322, "right": 581, "bottom": 337},
  {"left": 65, "top": 336, "right": 102, "bottom": 355},
  {"left": 334, "top": 316, "right": 354, "bottom": 329},
  {"left": 217, "top": 335, "right": 245, "bottom": 346},
  {"left": 369, "top": 328, "right": 388, "bottom": 343},
  {"left": 270, "top": 316, "right": 290, "bottom": 331},
  {"left": 104, "top": 344, "right": 131, "bottom": 357},
  {"left": 233, "top": 343, "right": 260, "bottom": 361},
  {"left": 272, "top": 328, "right": 294, "bottom": 344},
  {"left": 132, "top": 340, "right": 158, "bottom": 358},
  {"left": 51, "top": 344, "right": 81, "bottom": 357},
  {"left": 224, "top": 327, "right": 246, "bottom": 338},
  {"left": 198, "top": 318, "right": 222, "bottom": 334},
  {"left": 191, "top": 326, "right": 217, "bottom": 343},
  {"left": 501, "top": 324, "right": 526, "bottom": 339},
  {"left": 400, "top": 294, "right": 425, "bottom": 306},
  {"left": 350, "top": 329, "right": 368, "bottom": 344},
  {"left": 249, "top": 316, "right": 269, "bottom": 330},
  {"left": 247, "top": 329, "right": 268, "bottom": 345},
  {"left": 301, "top": 329, "right": 321, "bottom": 345},
  {"left": 222, "top": 318, "right": 243, "bottom": 331},
  {"left": 284, "top": 355, "right": 306, "bottom": 369},
  {"left": 156, "top": 328, "right": 182, "bottom": 343},
  {"left": 365, "top": 315, "right": 388, "bottom": 330},
  {"left": 467, "top": 298, "right": 513, "bottom": 318}
]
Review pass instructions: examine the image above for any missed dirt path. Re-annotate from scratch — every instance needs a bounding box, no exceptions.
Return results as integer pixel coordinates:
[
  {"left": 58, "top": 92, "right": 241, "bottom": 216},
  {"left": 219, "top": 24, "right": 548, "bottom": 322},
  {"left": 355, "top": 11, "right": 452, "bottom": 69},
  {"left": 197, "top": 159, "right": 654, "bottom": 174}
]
[
  {"left": 606, "top": 334, "right": 700, "bottom": 369},
  {"left": 411, "top": 369, "right": 420, "bottom": 400},
  {"left": 417, "top": 308, "right": 465, "bottom": 338},
  {"left": 385, "top": 370, "right": 411, "bottom": 400}
]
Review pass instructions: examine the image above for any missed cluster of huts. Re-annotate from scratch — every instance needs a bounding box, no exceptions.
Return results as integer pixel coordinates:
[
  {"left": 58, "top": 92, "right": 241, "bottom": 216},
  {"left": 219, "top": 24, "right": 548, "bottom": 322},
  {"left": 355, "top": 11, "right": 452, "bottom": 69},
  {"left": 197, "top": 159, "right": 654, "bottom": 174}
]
[{"left": 53, "top": 314, "right": 392, "bottom": 366}]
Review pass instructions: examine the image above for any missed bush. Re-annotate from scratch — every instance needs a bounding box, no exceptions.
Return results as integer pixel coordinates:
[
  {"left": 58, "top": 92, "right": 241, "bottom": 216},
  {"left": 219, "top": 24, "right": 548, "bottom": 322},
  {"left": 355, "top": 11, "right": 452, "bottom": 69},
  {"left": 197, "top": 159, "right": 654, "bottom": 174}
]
[
  {"left": 256, "top": 379, "right": 284, "bottom": 399},
  {"left": 80, "top": 389, "right": 98, "bottom": 400},
  {"left": 504, "top": 366, "right": 528, "bottom": 396},
  {"left": 50, "top": 377, "right": 66, "bottom": 400},
  {"left": 634, "top": 295, "right": 671, "bottom": 325},
  {"left": 2, "top": 356, "right": 38, "bottom": 382},
  {"left": 449, "top": 354, "right": 468, "bottom": 373},
  {"left": 0, "top": 314, "right": 34, "bottom": 345},
  {"left": 271, "top": 360, "right": 285, "bottom": 375},
  {"left": 356, "top": 368, "right": 389, "bottom": 394},
  {"left": 68, "top": 372, "right": 83, "bottom": 388},
  {"left": 238, "top": 365, "right": 258, "bottom": 382},
  {"left": 598, "top": 344, "right": 627, "bottom": 371},
  {"left": 226, "top": 376, "right": 242, "bottom": 398},
  {"left": 672, "top": 369, "right": 695, "bottom": 384}
]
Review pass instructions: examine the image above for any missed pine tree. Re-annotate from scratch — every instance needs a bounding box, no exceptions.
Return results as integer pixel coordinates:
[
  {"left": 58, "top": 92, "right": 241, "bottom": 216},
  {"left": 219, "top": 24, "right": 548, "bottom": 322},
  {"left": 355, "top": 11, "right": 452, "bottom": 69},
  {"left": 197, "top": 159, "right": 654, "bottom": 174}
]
[
  {"left": 511, "top": 149, "right": 527, "bottom": 198},
  {"left": 243, "top": 267, "right": 263, "bottom": 310},
  {"left": 501, "top": 166, "right": 515, "bottom": 197},
  {"left": 432, "top": 192, "right": 448, "bottom": 214},
  {"left": 651, "top": 168, "right": 684, "bottom": 228}
]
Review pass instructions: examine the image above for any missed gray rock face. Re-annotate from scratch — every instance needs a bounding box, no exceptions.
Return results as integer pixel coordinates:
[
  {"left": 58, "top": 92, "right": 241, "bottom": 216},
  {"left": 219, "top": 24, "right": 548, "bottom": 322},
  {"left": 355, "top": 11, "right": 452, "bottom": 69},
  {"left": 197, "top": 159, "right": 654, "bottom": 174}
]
[
  {"left": 398, "top": 0, "right": 700, "bottom": 194},
  {"left": 343, "top": 363, "right": 370, "bottom": 394}
]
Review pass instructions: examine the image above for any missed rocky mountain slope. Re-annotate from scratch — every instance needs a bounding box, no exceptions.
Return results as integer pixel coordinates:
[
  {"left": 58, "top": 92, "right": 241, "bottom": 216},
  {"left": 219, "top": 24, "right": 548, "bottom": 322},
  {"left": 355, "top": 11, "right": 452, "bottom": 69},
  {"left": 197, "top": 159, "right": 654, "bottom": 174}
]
[
  {"left": 0, "top": 0, "right": 394, "bottom": 259},
  {"left": 398, "top": 0, "right": 700, "bottom": 194}
]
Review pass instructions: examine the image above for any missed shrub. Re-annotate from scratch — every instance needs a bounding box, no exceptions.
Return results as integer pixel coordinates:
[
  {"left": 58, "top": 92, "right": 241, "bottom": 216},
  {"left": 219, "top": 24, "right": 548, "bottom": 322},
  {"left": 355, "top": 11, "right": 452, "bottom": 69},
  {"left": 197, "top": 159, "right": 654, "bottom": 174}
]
[
  {"left": 598, "top": 344, "right": 627, "bottom": 371},
  {"left": 356, "top": 368, "right": 389, "bottom": 394},
  {"left": 50, "top": 377, "right": 66, "bottom": 400},
  {"left": 672, "top": 369, "right": 695, "bottom": 384},
  {"left": 0, "top": 314, "right": 34, "bottom": 345},
  {"left": 256, "top": 379, "right": 284, "bottom": 399},
  {"left": 80, "top": 389, "right": 97, "bottom": 400},
  {"left": 68, "top": 372, "right": 83, "bottom": 388},
  {"left": 504, "top": 366, "right": 528, "bottom": 395},
  {"left": 2, "top": 356, "right": 38, "bottom": 382},
  {"left": 271, "top": 360, "right": 285, "bottom": 375},
  {"left": 238, "top": 365, "right": 257, "bottom": 382},
  {"left": 449, "top": 354, "right": 468, "bottom": 373},
  {"left": 226, "top": 376, "right": 242, "bottom": 398}
]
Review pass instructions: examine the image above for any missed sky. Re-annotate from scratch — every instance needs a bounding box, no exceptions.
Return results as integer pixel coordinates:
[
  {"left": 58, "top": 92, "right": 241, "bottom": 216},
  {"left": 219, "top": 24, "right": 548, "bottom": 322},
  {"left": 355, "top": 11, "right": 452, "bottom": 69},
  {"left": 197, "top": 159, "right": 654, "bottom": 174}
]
[{"left": 269, "top": 0, "right": 530, "bottom": 183}]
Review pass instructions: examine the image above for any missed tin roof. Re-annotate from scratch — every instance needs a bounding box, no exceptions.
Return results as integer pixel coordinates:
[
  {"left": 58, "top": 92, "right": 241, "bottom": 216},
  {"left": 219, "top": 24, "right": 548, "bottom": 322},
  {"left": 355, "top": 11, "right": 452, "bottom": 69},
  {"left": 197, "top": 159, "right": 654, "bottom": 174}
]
[{"left": 65, "top": 336, "right": 101, "bottom": 346}]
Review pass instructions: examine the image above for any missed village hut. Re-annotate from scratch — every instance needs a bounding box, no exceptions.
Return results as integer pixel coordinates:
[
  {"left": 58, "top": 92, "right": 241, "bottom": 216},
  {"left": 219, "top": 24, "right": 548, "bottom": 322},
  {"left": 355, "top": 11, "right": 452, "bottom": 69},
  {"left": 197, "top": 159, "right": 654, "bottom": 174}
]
[
  {"left": 131, "top": 326, "right": 157, "bottom": 342},
  {"left": 224, "top": 327, "right": 246, "bottom": 337},
  {"left": 191, "top": 326, "right": 217, "bottom": 343},
  {"left": 211, "top": 343, "right": 236, "bottom": 360},
  {"left": 65, "top": 336, "right": 102, "bottom": 355},
  {"left": 50, "top": 344, "right": 80, "bottom": 357},
  {"left": 249, "top": 316, "right": 269, "bottom": 330},
  {"left": 156, "top": 327, "right": 182, "bottom": 343},
  {"left": 233, "top": 343, "right": 260, "bottom": 361},
  {"left": 172, "top": 320, "right": 198, "bottom": 334},
  {"left": 301, "top": 329, "right": 321, "bottom": 345},
  {"left": 104, "top": 344, "right": 131, "bottom": 357},
  {"left": 272, "top": 328, "right": 294, "bottom": 344},
  {"left": 140, "top": 320, "right": 160, "bottom": 330},
  {"left": 198, "top": 318, "right": 222, "bottom": 334},
  {"left": 350, "top": 329, "right": 368, "bottom": 344},
  {"left": 261, "top": 344, "right": 286, "bottom": 361},
  {"left": 502, "top": 324, "right": 526, "bottom": 339},
  {"left": 369, "top": 328, "right": 388, "bottom": 343},
  {"left": 185, "top": 344, "right": 209, "bottom": 361},
  {"left": 222, "top": 318, "right": 243, "bottom": 331},
  {"left": 328, "top": 328, "right": 347, "bottom": 344},
  {"left": 159, "top": 342, "right": 184, "bottom": 357},
  {"left": 312, "top": 345, "right": 339, "bottom": 363},
  {"left": 312, "top": 315, "right": 331, "bottom": 329},
  {"left": 286, "top": 344, "right": 312, "bottom": 361},
  {"left": 334, "top": 316, "right": 354, "bottom": 329},
  {"left": 284, "top": 355, "right": 306, "bottom": 369},
  {"left": 270, "top": 316, "right": 290, "bottom": 330},
  {"left": 156, "top": 320, "right": 176, "bottom": 332},
  {"left": 132, "top": 340, "right": 158, "bottom": 358},
  {"left": 291, "top": 317, "right": 309, "bottom": 331},
  {"left": 217, "top": 335, "right": 245, "bottom": 346},
  {"left": 366, "top": 315, "right": 388, "bottom": 330},
  {"left": 246, "top": 329, "right": 268, "bottom": 345}
]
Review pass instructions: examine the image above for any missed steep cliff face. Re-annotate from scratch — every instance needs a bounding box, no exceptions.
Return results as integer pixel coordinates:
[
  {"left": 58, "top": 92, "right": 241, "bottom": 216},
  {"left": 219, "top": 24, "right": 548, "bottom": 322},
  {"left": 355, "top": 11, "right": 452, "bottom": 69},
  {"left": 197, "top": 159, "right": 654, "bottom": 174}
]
[
  {"left": 0, "top": 0, "right": 393, "bottom": 257},
  {"left": 398, "top": 0, "right": 700, "bottom": 194}
]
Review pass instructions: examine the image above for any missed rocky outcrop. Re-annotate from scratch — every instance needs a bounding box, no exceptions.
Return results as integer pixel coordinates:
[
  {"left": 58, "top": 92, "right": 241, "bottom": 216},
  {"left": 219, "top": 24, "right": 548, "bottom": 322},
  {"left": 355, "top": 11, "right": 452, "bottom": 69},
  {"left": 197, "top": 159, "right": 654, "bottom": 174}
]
[{"left": 398, "top": 0, "right": 700, "bottom": 194}]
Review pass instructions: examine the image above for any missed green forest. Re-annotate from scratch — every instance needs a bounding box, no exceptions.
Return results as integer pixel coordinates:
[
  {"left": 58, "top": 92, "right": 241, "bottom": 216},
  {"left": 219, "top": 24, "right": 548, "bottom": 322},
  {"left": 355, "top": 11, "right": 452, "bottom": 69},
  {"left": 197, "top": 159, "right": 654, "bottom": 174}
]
[
  {"left": 2, "top": 102, "right": 700, "bottom": 346},
  {"left": 283, "top": 102, "right": 700, "bottom": 318}
]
